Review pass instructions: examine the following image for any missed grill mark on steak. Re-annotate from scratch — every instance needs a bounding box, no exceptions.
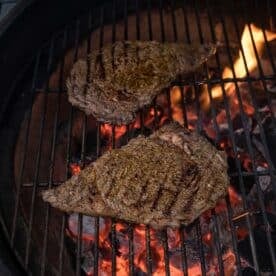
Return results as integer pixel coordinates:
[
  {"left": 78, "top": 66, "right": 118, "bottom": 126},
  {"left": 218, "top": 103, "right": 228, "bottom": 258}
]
[
  {"left": 159, "top": 189, "right": 178, "bottom": 215},
  {"left": 184, "top": 164, "right": 199, "bottom": 187},
  {"left": 95, "top": 52, "right": 105, "bottom": 80},
  {"left": 103, "top": 179, "right": 113, "bottom": 199},
  {"left": 164, "top": 165, "right": 199, "bottom": 215},
  {"left": 111, "top": 42, "right": 116, "bottom": 70},
  {"left": 151, "top": 187, "right": 162, "bottom": 211},
  {"left": 176, "top": 171, "right": 201, "bottom": 215}
]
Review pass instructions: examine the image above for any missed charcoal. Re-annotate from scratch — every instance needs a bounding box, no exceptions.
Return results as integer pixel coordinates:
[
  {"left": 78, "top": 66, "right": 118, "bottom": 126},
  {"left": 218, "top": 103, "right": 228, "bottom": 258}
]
[
  {"left": 232, "top": 114, "right": 252, "bottom": 132},
  {"left": 242, "top": 267, "right": 257, "bottom": 276},
  {"left": 248, "top": 212, "right": 276, "bottom": 231},
  {"left": 265, "top": 125, "right": 276, "bottom": 168},
  {"left": 227, "top": 156, "right": 255, "bottom": 194},
  {"left": 238, "top": 227, "right": 276, "bottom": 273}
]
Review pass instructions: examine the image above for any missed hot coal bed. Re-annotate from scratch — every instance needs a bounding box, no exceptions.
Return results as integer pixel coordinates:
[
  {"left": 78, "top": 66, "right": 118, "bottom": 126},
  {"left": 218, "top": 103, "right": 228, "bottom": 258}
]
[{"left": 0, "top": 0, "right": 276, "bottom": 275}]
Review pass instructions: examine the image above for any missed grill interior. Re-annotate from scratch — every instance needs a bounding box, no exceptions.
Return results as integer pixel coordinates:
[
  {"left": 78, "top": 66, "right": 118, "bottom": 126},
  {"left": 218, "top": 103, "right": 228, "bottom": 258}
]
[{"left": 0, "top": 0, "right": 276, "bottom": 275}]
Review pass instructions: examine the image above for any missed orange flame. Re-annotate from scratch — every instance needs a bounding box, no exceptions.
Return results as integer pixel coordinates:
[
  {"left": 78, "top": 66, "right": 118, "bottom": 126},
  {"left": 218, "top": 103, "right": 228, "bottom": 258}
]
[
  {"left": 101, "top": 124, "right": 127, "bottom": 141},
  {"left": 170, "top": 86, "right": 184, "bottom": 126},
  {"left": 170, "top": 86, "right": 198, "bottom": 129},
  {"left": 70, "top": 163, "right": 81, "bottom": 175},
  {"left": 214, "top": 23, "right": 276, "bottom": 98},
  {"left": 201, "top": 23, "right": 276, "bottom": 111},
  {"left": 228, "top": 186, "right": 242, "bottom": 206}
]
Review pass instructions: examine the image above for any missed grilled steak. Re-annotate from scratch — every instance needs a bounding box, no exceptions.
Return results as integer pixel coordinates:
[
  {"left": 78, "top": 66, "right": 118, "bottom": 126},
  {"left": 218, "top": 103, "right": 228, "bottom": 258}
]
[
  {"left": 67, "top": 41, "right": 216, "bottom": 124},
  {"left": 42, "top": 123, "right": 228, "bottom": 229}
]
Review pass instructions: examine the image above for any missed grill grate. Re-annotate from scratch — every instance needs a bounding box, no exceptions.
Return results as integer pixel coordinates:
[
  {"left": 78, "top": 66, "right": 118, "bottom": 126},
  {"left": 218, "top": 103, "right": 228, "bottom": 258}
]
[{"left": 0, "top": 0, "right": 276, "bottom": 275}]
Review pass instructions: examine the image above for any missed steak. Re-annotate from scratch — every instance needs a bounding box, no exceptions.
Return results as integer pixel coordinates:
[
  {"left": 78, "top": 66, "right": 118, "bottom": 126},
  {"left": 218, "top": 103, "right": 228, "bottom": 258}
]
[
  {"left": 42, "top": 123, "right": 228, "bottom": 229},
  {"left": 67, "top": 41, "right": 216, "bottom": 124}
]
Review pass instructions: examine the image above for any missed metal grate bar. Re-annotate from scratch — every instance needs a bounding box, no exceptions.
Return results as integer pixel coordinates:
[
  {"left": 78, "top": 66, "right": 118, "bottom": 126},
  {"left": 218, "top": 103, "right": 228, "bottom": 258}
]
[
  {"left": 190, "top": 4, "right": 208, "bottom": 275},
  {"left": 178, "top": 10, "right": 192, "bottom": 275},
  {"left": 122, "top": 3, "right": 134, "bottom": 275},
  {"left": 200, "top": 1, "right": 241, "bottom": 275},
  {"left": 205, "top": 1, "right": 261, "bottom": 274},
  {"left": 93, "top": 5, "right": 107, "bottom": 276},
  {"left": 180, "top": 226, "right": 188, "bottom": 276},
  {"left": 234, "top": 0, "right": 276, "bottom": 172},
  {"left": 24, "top": 37, "right": 55, "bottom": 269},
  {"left": 59, "top": 104, "right": 73, "bottom": 274},
  {"left": 144, "top": 4, "right": 154, "bottom": 275},
  {"left": 233, "top": 0, "right": 276, "bottom": 212},
  {"left": 110, "top": 3, "right": 117, "bottom": 273},
  {"left": 58, "top": 214, "right": 66, "bottom": 275},
  {"left": 162, "top": 230, "right": 170, "bottom": 276},
  {"left": 166, "top": 89, "right": 173, "bottom": 121},
  {"left": 18, "top": 164, "right": 276, "bottom": 184},
  {"left": 110, "top": 116, "right": 117, "bottom": 260},
  {"left": 78, "top": 8, "right": 93, "bottom": 276},
  {"left": 225, "top": 195, "right": 243, "bottom": 276},
  {"left": 196, "top": 220, "right": 206, "bottom": 276},
  {"left": 34, "top": 72, "right": 276, "bottom": 93},
  {"left": 266, "top": 0, "right": 275, "bottom": 29},
  {"left": 76, "top": 213, "right": 83, "bottom": 276},
  {"left": 205, "top": 1, "right": 242, "bottom": 274},
  {"left": 217, "top": 13, "right": 261, "bottom": 275},
  {"left": 172, "top": 74, "right": 276, "bottom": 85},
  {"left": 10, "top": 168, "right": 217, "bottom": 178},
  {"left": 40, "top": 28, "right": 68, "bottom": 276},
  {"left": 10, "top": 51, "right": 41, "bottom": 247},
  {"left": 182, "top": 0, "right": 191, "bottom": 44},
  {"left": 159, "top": 0, "right": 165, "bottom": 42},
  {"left": 111, "top": 221, "right": 117, "bottom": 276},
  {"left": 128, "top": 225, "right": 134, "bottom": 276},
  {"left": 58, "top": 18, "right": 82, "bottom": 276},
  {"left": 112, "top": 0, "right": 117, "bottom": 43},
  {"left": 147, "top": 0, "right": 153, "bottom": 40},
  {"left": 69, "top": 18, "right": 84, "bottom": 276},
  {"left": 180, "top": 87, "right": 189, "bottom": 129},
  {"left": 135, "top": 0, "right": 140, "bottom": 40},
  {"left": 145, "top": 225, "right": 153, "bottom": 275},
  {"left": 170, "top": 0, "right": 178, "bottom": 42},
  {"left": 124, "top": 0, "right": 128, "bottom": 40},
  {"left": 262, "top": 0, "right": 276, "bottom": 74},
  {"left": 179, "top": 4, "right": 190, "bottom": 129},
  {"left": 220, "top": 8, "right": 276, "bottom": 273},
  {"left": 193, "top": 1, "right": 204, "bottom": 134},
  {"left": 93, "top": 123, "right": 101, "bottom": 276},
  {"left": 211, "top": 210, "right": 225, "bottom": 276}
]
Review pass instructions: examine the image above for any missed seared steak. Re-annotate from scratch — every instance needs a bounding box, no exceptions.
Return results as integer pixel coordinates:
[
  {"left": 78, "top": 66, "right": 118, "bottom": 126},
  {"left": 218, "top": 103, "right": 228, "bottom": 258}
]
[
  {"left": 42, "top": 123, "right": 228, "bottom": 229},
  {"left": 67, "top": 41, "right": 216, "bottom": 124}
]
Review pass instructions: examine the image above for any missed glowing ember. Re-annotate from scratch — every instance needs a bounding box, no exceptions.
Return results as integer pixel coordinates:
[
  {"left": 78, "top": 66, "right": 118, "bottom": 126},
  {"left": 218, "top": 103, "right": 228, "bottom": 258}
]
[
  {"left": 170, "top": 86, "right": 184, "bottom": 125},
  {"left": 70, "top": 163, "right": 81, "bottom": 175},
  {"left": 228, "top": 186, "right": 242, "bottom": 206},
  {"left": 170, "top": 86, "right": 198, "bottom": 129},
  {"left": 67, "top": 212, "right": 239, "bottom": 276},
  {"left": 101, "top": 124, "right": 127, "bottom": 143},
  {"left": 222, "top": 250, "right": 237, "bottom": 276}
]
